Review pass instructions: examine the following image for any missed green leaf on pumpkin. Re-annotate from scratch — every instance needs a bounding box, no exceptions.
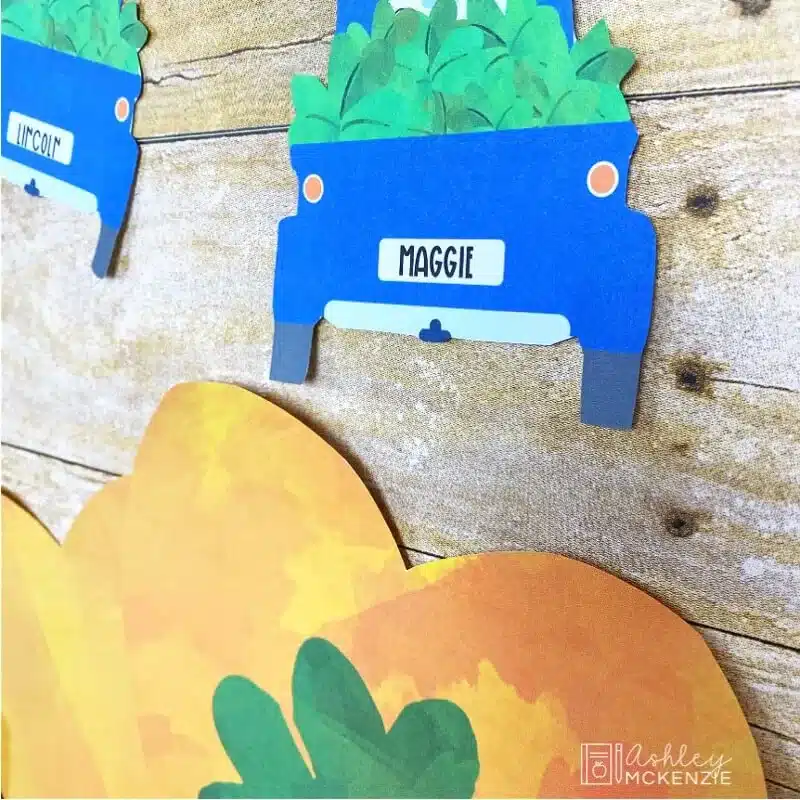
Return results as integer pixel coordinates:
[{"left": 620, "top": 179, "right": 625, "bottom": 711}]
[{"left": 201, "top": 638, "right": 479, "bottom": 798}]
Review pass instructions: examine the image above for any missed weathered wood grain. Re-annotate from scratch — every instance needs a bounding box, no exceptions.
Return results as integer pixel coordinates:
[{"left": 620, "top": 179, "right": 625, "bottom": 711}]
[
  {"left": 769, "top": 781, "right": 800, "bottom": 799},
  {"left": 132, "top": 0, "right": 800, "bottom": 137},
  {"left": 0, "top": 446, "right": 110, "bottom": 543},
  {"left": 700, "top": 626, "right": 800, "bottom": 741},
  {"left": 3, "top": 91, "right": 799, "bottom": 649},
  {"left": 753, "top": 728, "right": 800, "bottom": 797},
  {"left": 2, "top": 444, "right": 798, "bottom": 791}
]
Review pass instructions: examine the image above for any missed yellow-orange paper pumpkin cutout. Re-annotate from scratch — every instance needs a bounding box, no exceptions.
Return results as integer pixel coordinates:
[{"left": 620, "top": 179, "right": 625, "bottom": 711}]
[{"left": 1, "top": 382, "right": 765, "bottom": 798}]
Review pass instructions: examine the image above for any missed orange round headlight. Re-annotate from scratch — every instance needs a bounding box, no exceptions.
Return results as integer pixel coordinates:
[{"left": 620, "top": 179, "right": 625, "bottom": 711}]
[
  {"left": 587, "top": 161, "right": 619, "bottom": 198},
  {"left": 115, "top": 97, "right": 130, "bottom": 123},
  {"left": 302, "top": 174, "right": 324, "bottom": 204}
]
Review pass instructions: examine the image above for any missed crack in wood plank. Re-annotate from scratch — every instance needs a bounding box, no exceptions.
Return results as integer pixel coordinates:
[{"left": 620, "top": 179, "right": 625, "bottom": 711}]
[
  {"left": 167, "top": 32, "right": 334, "bottom": 67},
  {"left": 144, "top": 70, "right": 222, "bottom": 87},
  {"left": 768, "top": 780, "right": 800, "bottom": 798},
  {"left": 713, "top": 378, "right": 797, "bottom": 394},
  {"left": 752, "top": 725, "right": 800, "bottom": 749},
  {"left": 627, "top": 81, "right": 800, "bottom": 102},
  {"left": 752, "top": 727, "right": 800, "bottom": 793},
  {"left": 691, "top": 621, "right": 800, "bottom": 656}
]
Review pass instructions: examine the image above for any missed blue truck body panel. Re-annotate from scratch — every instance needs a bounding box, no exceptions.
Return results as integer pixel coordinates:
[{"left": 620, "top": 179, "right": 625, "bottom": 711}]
[
  {"left": 274, "top": 0, "right": 658, "bottom": 427},
  {"left": 276, "top": 123, "right": 656, "bottom": 355},
  {"left": 1, "top": 34, "right": 141, "bottom": 276},
  {"left": 335, "top": 0, "right": 576, "bottom": 42}
]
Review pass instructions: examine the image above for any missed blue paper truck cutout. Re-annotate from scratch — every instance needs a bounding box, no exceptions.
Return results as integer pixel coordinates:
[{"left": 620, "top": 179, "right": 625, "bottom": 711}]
[
  {"left": 270, "top": 0, "right": 657, "bottom": 429},
  {"left": 1, "top": 35, "right": 142, "bottom": 278}
]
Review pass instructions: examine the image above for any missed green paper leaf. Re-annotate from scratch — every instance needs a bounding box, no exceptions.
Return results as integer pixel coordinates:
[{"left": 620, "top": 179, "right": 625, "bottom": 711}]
[
  {"left": 289, "top": 114, "right": 339, "bottom": 144},
  {"left": 118, "top": 0, "right": 137, "bottom": 26},
  {"left": 2, "top": 2, "right": 42, "bottom": 40},
  {"left": 79, "top": 37, "right": 102, "bottom": 61},
  {"left": 213, "top": 675, "right": 313, "bottom": 790},
  {"left": 120, "top": 18, "right": 147, "bottom": 49},
  {"left": 498, "top": 97, "right": 538, "bottom": 129},
  {"left": 370, "top": 0, "right": 395, "bottom": 39},
  {"left": 514, "top": 58, "right": 550, "bottom": 117},
  {"left": 430, "top": 26, "right": 485, "bottom": 94},
  {"left": 595, "top": 82, "right": 630, "bottom": 121},
  {"left": 203, "top": 638, "right": 479, "bottom": 798},
  {"left": 503, "top": 0, "right": 537, "bottom": 38},
  {"left": 390, "top": 7, "right": 422, "bottom": 45},
  {"left": 387, "top": 699, "right": 479, "bottom": 779},
  {"left": 547, "top": 80, "right": 600, "bottom": 125},
  {"left": 464, "top": 0, "right": 505, "bottom": 46},
  {"left": 53, "top": 28, "right": 77, "bottom": 52},
  {"left": 429, "top": 89, "right": 448, "bottom": 133},
  {"left": 2, "top": 0, "right": 146, "bottom": 72},
  {"left": 531, "top": 55, "right": 576, "bottom": 105},
  {"left": 426, "top": 0, "right": 459, "bottom": 61},
  {"left": 198, "top": 782, "right": 249, "bottom": 799},
  {"left": 571, "top": 19, "right": 635, "bottom": 84},
  {"left": 454, "top": 82, "right": 502, "bottom": 131},
  {"left": 292, "top": 638, "right": 387, "bottom": 787},
  {"left": 336, "top": 36, "right": 396, "bottom": 115},
  {"left": 365, "top": 93, "right": 434, "bottom": 138},
  {"left": 581, "top": 46, "right": 635, "bottom": 84},
  {"left": 481, "top": 49, "right": 514, "bottom": 108},
  {"left": 291, "top": 74, "right": 335, "bottom": 118},
  {"left": 429, "top": 0, "right": 458, "bottom": 31},
  {"left": 511, "top": 5, "right": 569, "bottom": 67},
  {"left": 404, "top": 96, "right": 435, "bottom": 135},
  {"left": 282, "top": 0, "right": 634, "bottom": 142},
  {"left": 327, "top": 27, "right": 367, "bottom": 101},
  {"left": 48, "top": 0, "right": 74, "bottom": 28},
  {"left": 120, "top": 46, "right": 140, "bottom": 74},
  {"left": 411, "top": 751, "right": 482, "bottom": 798},
  {"left": 446, "top": 96, "right": 494, "bottom": 133},
  {"left": 346, "top": 21, "right": 370, "bottom": 50},
  {"left": 433, "top": 26, "right": 485, "bottom": 66},
  {"left": 358, "top": 37, "right": 396, "bottom": 94},
  {"left": 569, "top": 18, "right": 609, "bottom": 69},
  {"left": 393, "top": 42, "right": 429, "bottom": 75}
]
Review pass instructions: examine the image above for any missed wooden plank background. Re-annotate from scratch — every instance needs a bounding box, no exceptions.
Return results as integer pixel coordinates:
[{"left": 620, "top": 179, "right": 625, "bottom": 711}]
[{"left": 2, "top": 0, "right": 799, "bottom": 793}]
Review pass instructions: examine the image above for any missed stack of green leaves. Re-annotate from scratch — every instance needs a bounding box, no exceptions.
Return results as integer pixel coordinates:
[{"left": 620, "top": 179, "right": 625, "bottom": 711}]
[
  {"left": 201, "top": 638, "right": 479, "bottom": 798},
  {"left": 2, "top": 0, "right": 148, "bottom": 74},
  {"left": 290, "top": 0, "right": 635, "bottom": 143}
]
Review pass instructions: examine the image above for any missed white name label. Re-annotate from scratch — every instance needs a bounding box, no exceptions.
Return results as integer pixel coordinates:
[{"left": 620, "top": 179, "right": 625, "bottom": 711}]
[
  {"left": 6, "top": 111, "right": 74, "bottom": 166},
  {"left": 378, "top": 238, "right": 505, "bottom": 286}
]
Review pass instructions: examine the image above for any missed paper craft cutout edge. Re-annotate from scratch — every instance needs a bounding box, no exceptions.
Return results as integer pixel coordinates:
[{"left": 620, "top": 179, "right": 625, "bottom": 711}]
[
  {"left": 0, "top": 381, "right": 766, "bottom": 798},
  {"left": 0, "top": 4, "right": 145, "bottom": 278},
  {"left": 270, "top": 0, "right": 657, "bottom": 430}
]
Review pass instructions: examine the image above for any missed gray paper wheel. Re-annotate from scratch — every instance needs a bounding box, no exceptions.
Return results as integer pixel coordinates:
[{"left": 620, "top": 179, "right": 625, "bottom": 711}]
[
  {"left": 580, "top": 348, "right": 644, "bottom": 429},
  {"left": 269, "top": 322, "right": 316, "bottom": 384},
  {"left": 91, "top": 223, "right": 121, "bottom": 278}
]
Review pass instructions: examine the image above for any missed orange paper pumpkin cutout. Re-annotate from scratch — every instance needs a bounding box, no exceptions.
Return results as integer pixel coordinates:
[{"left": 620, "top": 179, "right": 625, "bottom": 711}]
[{"left": 1, "top": 382, "right": 765, "bottom": 798}]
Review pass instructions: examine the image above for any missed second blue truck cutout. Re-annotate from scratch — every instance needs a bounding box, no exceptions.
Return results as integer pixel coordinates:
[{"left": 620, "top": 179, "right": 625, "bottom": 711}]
[{"left": 270, "top": 0, "right": 657, "bottom": 429}]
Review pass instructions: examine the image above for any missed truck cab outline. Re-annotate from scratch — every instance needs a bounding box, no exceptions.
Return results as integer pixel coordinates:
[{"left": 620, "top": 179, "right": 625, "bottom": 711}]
[
  {"left": 1, "top": 31, "right": 142, "bottom": 278},
  {"left": 270, "top": 0, "right": 657, "bottom": 429}
]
